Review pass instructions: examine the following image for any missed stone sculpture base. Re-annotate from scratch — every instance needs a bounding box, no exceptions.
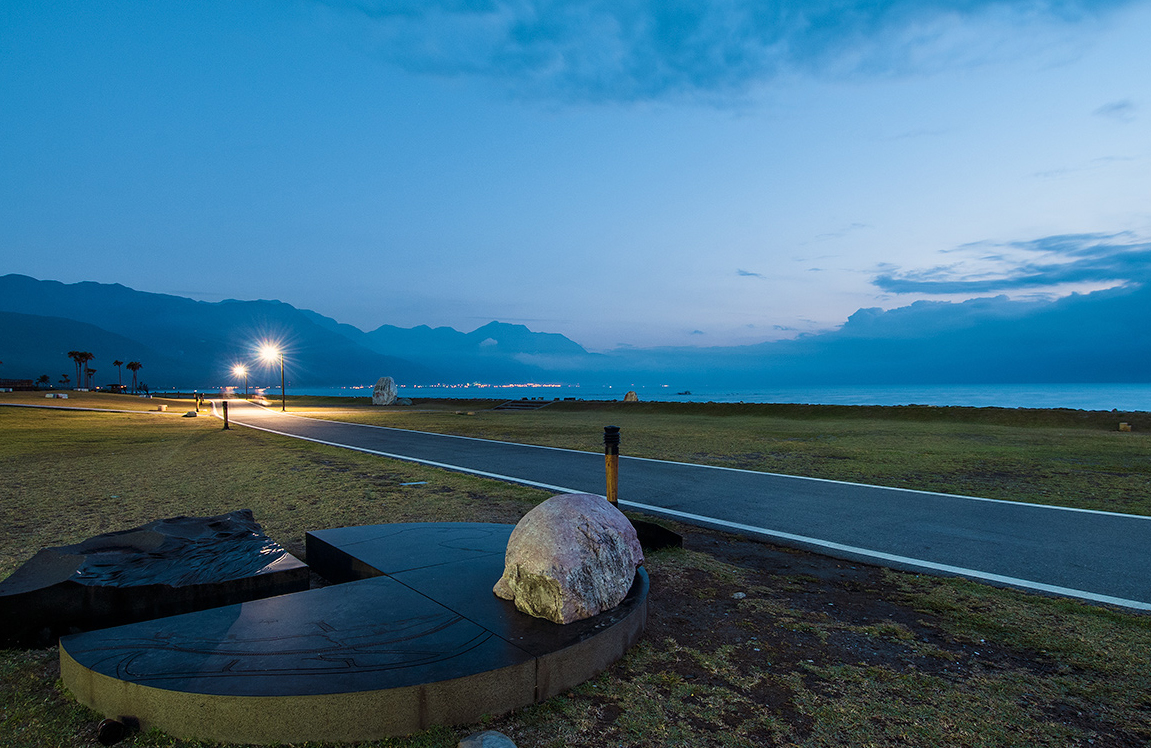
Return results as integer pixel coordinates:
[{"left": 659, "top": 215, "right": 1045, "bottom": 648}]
[{"left": 61, "top": 523, "right": 647, "bottom": 745}]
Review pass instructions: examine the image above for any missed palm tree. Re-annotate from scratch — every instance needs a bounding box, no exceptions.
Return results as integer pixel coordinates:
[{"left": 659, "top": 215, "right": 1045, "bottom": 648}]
[
  {"left": 67, "top": 351, "right": 83, "bottom": 387},
  {"left": 113, "top": 360, "right": 124, "bottom": 387},
  {"left": 37, "top": 374, "right": 50, "bottom": 389},
  {"left": 126, "top": 361, "right": 142, "bottom": 393},
  {"left": 85, "top": 367, "right": 96, "bottom": 389},
  {"left": 68, "top": 351, "right": 95, "bottom": 389},
  {"left": 59, "top": 374, "right": 70, "bottom": 387}
]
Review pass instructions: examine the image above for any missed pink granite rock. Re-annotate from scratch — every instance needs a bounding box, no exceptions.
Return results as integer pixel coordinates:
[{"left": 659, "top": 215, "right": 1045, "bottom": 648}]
[{"left": 493, "top": 493, "right": 643, "bottom": 624}]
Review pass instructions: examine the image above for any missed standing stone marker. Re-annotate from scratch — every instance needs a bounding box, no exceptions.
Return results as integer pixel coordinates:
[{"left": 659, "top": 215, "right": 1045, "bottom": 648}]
[{"left": 372, "top": 376, "right": 398, "bottom": 405}]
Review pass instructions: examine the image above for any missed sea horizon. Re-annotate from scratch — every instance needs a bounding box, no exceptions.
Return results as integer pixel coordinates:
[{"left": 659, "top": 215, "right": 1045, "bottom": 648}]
[{"left": 233, "top": 382, "right": 1151, "bottom": 413}]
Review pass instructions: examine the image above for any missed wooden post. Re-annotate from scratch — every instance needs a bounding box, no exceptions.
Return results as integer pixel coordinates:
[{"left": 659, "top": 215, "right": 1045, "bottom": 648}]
[
  {"left": 604, "top": 425, "right": 620, "bottom": 505},
  {"left": 222, "top": 400, "right": 230, "bottom": 430}
]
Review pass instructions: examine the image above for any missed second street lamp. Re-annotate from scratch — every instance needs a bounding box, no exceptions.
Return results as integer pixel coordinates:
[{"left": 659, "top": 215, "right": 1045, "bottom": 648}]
[
  {"left": 232, "top": 364, "right": 248, "bottom": 397},
  {"left": 259, "top": 345, "right": 286, "bottom": 412}
]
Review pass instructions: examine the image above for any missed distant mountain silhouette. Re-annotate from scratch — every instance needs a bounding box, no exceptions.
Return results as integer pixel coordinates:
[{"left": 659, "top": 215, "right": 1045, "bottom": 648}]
[
  {"left": 0, "top": 311, "right": 175, "bottom": 387},
  {"left": 0, "top": 275, "right": 597, "bottom": 387},
  {"left": 0, "top": 275, "right": 432, "bottom": 388},
  {"left": 359, "top": 321, "right": 599, "bottom": 382},
  {"left": 296, "top": 309, "right": 603, "bottom": 382},
  {"left": 2, "top": 273, "right": 1146, "bottom": 389}
]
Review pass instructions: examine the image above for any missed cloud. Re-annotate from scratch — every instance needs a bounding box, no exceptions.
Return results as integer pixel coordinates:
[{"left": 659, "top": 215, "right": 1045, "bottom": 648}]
[
  {"left": 1094, "top": 99, "right": 1138, "bottom": 122},
  {"left": 814, "top": 222, "right": 870, "bottom": 241},
  {"left": 690, "top": 329, "right": 705, "bottom": 335},
  {"left": 884, "top": 128, "right": 951, "bottom": 140},
  {"left": 874, "top": 232, "right": 1151, "bottom": 294},
  {"left": 317, "top": 0, "right": 1135, "bottom": 102},
  {"left": 1031, "top": 155, "right": 1136, "bottom": 179},
  {"left": 736, "top": 268, "right": 765, "bottom": 278}
]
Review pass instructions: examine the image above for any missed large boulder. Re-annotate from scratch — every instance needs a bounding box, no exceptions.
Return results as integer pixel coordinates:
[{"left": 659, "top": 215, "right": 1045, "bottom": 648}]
[
  {"left": 372, "top": 376, "right": 397, "bottom": 405},
  {"left": 494, "top": 493, "right": 643, "bottom": 624}
]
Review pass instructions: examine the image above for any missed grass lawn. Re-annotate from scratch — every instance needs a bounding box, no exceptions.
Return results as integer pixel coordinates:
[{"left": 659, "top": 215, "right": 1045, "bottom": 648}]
[
  {"left": 0, "top": 390, "right": 211, "bottom": 414},
  {"left": 1, "top": 398, "right": 1149, "bottom": 747}
]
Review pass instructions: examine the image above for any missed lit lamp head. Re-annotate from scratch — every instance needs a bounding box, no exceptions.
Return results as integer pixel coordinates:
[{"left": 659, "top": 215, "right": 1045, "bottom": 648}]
[
  {"left": 259, "top": 344, "right": 287, "bottom": 411},
  {"left": 232, "top": 364, "right": 247, "bottom": 378}
]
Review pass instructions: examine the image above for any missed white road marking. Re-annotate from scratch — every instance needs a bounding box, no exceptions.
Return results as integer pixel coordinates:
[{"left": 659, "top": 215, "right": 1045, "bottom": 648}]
[
  {"left": 223, "top": 407, "right": 1151, "bottom": 611},
  {"left": 223, "top": 404, "right": 1151, "bottom": 521},
  {"left": 620, "top": 501, "right": 1151, "bottom": 611}
]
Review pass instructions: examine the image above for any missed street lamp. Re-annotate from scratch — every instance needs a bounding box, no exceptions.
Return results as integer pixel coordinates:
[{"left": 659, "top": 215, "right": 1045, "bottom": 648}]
[
  {"left": 232, "top": 365, "right": 248, "bottom": 397},
  {"left": 260, "top": 345, "right": 286, "bottom": 412}
]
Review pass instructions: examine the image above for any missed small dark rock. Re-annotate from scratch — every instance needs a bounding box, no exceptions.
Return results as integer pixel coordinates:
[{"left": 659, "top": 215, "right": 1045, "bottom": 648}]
[
  {"left": 96, "top": 718, "right": 126, "bottom": 746},
  {"left": 459, "top": 730, "right": 517, "bottom": 748}
]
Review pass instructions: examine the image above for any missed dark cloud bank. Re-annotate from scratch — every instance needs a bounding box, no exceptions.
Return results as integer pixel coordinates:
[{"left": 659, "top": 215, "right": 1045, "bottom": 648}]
[
  {"left": 606, "top": 232, "right": 1151, "bottom": 386},
  {"left": 875, "top": 233, "right": 1151, "bottom": 294},
  {"left": 610, "top": 283, "right": 1151, "bottom": 386}
]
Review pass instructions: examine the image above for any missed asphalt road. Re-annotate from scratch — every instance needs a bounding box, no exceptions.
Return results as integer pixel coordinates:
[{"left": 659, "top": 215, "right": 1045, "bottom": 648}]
[{"left": 219, "top": 400, "right": 1151, "bottom": 611}]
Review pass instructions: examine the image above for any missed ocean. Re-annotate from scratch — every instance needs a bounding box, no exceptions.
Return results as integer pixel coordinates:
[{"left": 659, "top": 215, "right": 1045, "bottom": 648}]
[{"left": 272, "top": 382, "right": 1151, "bottom": 412}]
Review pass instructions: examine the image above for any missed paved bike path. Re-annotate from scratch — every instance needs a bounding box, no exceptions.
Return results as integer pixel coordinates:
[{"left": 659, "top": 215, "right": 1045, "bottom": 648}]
[{"left": 219, "top": 401, "right": 1151, "bottom": 610}]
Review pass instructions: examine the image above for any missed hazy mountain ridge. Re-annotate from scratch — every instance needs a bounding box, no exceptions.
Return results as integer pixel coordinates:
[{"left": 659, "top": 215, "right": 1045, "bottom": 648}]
[
  {"left": 2, "top": 273, "right": 1148, "bottom": 389},
  {"left": 0, "top": 275, "right": 432, "bottom": 387},
  {"left": 0, "top": 311, "right": 177, "bottom": 386},
  {"left": 0, "top": 275, "right": 597, "bottom": 387}
]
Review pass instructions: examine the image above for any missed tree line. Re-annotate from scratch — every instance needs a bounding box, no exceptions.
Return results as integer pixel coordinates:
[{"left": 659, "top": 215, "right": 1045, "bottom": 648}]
[{"left": 64, "top": 351, "right": 144, "bottom": 393}]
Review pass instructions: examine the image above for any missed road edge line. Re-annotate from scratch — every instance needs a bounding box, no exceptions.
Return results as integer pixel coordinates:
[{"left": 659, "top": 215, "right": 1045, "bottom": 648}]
[{"left": 228, "top": 414, "right": 1151, "bottom": 612}]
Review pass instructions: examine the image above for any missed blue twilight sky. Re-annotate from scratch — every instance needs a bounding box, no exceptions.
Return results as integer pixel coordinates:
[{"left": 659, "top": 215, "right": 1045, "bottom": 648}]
[{"left": 2, "top": 0, "right": 1149, "bottom": 351}]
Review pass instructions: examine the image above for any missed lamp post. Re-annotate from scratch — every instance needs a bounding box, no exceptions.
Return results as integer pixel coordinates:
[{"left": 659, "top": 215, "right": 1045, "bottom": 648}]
[
  {"left": 232, "top": 365, "right": 248, "bottom": 397},
  {"left": 260, "top": 346, "right": 286, "bottom": 412}
]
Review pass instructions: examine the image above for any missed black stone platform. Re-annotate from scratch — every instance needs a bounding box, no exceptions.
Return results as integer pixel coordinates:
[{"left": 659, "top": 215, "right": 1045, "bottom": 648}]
[
  {"left": 0, "top": 510, "right": 308, "bottom": 647},
  {"left": 61, "top": 523, "right": 648, "bottom": 744}
]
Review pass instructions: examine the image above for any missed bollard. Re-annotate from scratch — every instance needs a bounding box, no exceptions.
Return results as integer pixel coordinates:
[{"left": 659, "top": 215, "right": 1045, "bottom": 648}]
[
  {"left": 604, "top": 425, "right": 620, "bottom": 505},
  {"left": 603, "top": 424, "right": 683, "bottom": 550},
  {"left": 222, "top": 400, "right": 230, "bottom": 430}
]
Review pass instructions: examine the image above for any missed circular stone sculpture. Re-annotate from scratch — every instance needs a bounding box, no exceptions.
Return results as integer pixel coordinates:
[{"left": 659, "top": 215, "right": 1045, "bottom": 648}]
[
  {"left": 494, "top": 494, "right": 643, "bottom": 624},
  {"left": 61, "top": 522, "right": 648, "bottom": 744}
]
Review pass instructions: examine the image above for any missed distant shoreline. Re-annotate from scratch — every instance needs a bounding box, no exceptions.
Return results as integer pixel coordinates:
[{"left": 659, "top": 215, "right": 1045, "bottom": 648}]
[{"left": 241, "top": 382, "right": 1151, "bottom": 413}]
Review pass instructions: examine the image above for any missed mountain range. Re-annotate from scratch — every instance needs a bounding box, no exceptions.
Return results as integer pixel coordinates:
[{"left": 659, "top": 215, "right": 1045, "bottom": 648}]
[
  {"left": 1, "top": 273, "right": 1148, "bottom": 390},
  {"left": 0, "top": 274, "right": 593, "bottom": 388}
]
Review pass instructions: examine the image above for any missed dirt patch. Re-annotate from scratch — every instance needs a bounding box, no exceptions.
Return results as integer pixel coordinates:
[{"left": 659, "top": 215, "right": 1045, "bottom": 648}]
[{"left": 483, "top": 521, "right": 1151, "bottom": 748}]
